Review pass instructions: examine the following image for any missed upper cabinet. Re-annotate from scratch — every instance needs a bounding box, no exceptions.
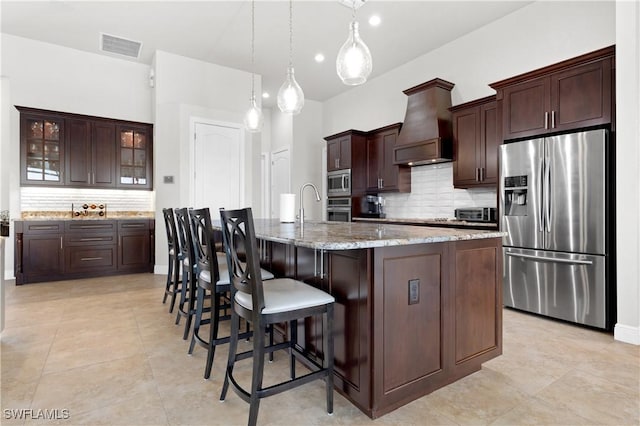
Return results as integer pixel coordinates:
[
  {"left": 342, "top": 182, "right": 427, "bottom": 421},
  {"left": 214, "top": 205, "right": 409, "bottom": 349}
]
[
  {"left": 326, "top": 133, "right": 354, "bottom": 172},
  {"left": 17, "top": 107, "right": 153, "bottom": 190},
  {"left": 117, "top": 125, "right": 153, "bottom": 189},
  {"left": 366, "top": 123, "right": 410, "bottom": 193},
  {"left": 65, "top": 119, "right": 116, "bottom": 187},
  {"left": 451, "top": 96, "right": 499, "bottom": 189},
  {"left": 491, "top": 46, "right": 614, "bottom": 141},
  {"left": 20, "top": 110, "right": 65, "bottom": 186}
]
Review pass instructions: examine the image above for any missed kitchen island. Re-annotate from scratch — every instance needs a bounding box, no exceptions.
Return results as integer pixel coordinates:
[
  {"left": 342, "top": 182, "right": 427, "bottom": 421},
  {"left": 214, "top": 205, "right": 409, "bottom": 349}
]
[{"left": 219, "top": 219, "right": 505, "bottom": 419}]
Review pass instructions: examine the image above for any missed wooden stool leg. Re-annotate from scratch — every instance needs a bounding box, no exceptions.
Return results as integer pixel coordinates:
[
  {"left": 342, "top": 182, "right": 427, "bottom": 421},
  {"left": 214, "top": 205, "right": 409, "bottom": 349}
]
[
  {"left": 220, "top": 310, "right": 240, "bottom": 401},
  {"left": 204, "top": 290, "right": 222, "bottom": 379},
  {"left": 248, "top": 321, "right": 266, "bottom": 426}
]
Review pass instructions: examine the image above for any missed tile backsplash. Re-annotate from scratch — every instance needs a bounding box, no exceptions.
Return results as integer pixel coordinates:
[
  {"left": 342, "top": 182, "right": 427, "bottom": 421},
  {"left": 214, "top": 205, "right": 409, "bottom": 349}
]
[
  {"left": 382, "top": 162, "right": 496, "bottom": 219},
  {"left": 20, "top": 187, "right": 155, "bottom": 213}
]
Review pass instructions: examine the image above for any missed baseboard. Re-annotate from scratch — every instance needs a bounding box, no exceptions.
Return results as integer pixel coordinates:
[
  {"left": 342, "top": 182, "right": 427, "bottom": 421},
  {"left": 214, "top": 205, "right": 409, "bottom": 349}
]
[
  {"left": 154, "top": 264, "right": 168, "bottom": 275},
  {"left": 4, "top": 269, "right": 14, "bottom": 281},
  {"left": 614, "top": 323, "right": 640, "bottom": 345}
]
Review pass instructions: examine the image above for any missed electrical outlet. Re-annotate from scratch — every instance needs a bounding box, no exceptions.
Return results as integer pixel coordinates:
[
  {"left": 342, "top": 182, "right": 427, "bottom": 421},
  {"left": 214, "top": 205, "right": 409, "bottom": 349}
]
[
  {"left": 163, "top": 175, "right": 174, "bottom": 184},
  {"left": 408, "top": 279, "right": 419, "bottom": 305}
]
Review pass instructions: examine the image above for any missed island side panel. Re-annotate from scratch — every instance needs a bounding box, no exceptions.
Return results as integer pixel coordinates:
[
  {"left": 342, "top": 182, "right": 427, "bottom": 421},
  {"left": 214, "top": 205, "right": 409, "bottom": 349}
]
[
  {"left": 450, "top": 238, "right": 503, "bottom": 377},
  {"left": 326, "top": 249, "right": 372, "bottom": 414}
]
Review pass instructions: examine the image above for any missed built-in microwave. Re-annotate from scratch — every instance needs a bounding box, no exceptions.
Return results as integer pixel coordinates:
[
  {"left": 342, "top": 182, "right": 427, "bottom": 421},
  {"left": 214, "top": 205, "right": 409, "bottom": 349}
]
[{"left": 327, "top": 169, "right": 351, "bottom": 197}]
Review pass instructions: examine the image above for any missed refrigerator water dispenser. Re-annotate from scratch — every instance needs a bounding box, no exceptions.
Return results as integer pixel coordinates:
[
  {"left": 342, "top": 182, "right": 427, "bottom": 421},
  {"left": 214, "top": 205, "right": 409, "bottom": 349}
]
[{"left": 504, "top": 175, "right": 528, "bottom": 216}]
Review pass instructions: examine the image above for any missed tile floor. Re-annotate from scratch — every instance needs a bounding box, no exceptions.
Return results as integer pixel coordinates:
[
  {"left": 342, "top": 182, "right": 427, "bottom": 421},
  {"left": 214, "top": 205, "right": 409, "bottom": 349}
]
[{"left": 1, "top": 273, "right": 638, "bottom": 425}]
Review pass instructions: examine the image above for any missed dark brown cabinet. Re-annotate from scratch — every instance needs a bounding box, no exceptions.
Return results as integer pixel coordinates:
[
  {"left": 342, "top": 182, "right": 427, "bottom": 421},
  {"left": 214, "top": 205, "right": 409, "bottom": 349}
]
[
  {"left": 65, "top": 221, "right": 117, "bottom": 275},
  {"left": 326, "top": 135, "right": 353, "bottom": 172},
  {"left": 116, "top": 125, "right": 153, "bottom": 189},
  {"left": 19, "top": 111, "right": 65, "bottom": 186},
  {"left": 324, "top": 130, "right": 368, "bottom": 197},
  {"left": 65, "top": 119, "right": 117, "bottom": 187},
  {"left": 366, "top": 123, "right": 410, "bottom": 193},
  {"left": 17, "top": 106, "right": 153, "bottom": 190},
  {"left": 491, "top": 46, "right": 614, "bottom": 141},
  {"left": 117, "top": 220, "right": 154, "bottom": 272},
  {"left": 451, "top": 96, "right": 499, "bottom": 188},
  {"left": 15, "top": 221, "right": 65, "bottom": 283},
  {"left": 14, "top": 219, "right": 154, "bottom": 284}
]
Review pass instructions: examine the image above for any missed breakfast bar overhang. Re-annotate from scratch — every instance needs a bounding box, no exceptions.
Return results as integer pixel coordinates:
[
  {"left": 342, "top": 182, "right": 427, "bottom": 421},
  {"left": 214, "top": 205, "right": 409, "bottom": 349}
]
[{"left": 215, "top": 219, "right": 506, "bottom": 419}]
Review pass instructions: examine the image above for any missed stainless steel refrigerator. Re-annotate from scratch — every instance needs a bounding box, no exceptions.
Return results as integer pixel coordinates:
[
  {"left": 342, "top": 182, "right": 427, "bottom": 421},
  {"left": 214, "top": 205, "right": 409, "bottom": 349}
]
[{"left": 499, "top": 129, "right": 610, "bottom": 329}]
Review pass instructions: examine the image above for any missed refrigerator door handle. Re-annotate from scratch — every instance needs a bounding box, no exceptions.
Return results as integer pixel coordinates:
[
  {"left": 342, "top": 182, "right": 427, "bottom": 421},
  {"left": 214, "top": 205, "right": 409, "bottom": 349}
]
[
  {"left": 539, "top": 158, "right": 545, "bottom": 232},
  {"left": 545, "top": 155, "right": 552, "bottom": 232},
  {"left": 505, "top": 251, "right": 593, "bottom": 265}
]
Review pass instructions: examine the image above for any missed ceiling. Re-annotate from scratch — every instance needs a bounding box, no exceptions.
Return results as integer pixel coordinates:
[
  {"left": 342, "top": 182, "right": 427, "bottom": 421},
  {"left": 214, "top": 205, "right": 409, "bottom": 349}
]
[{"left": 1, "top": 1, "right": 532, "bottom": 107}]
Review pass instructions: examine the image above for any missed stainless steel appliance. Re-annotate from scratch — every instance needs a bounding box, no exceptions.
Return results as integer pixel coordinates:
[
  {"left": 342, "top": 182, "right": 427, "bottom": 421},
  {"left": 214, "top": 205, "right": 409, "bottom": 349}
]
[
  {"left": 327, "top": 169, "right": 351, "bottom": 197},
  {"left": 327, "top": 197, "right": 351, "bottom": 222},
  {"left": 360, "top": 195, "right": 385, "bottom": 218},
  {"left": 499, "top": 129, "right": 610, "bottom": 329},
  {"left": 455, "top": 207, "right": 496, "bottom": 222}
]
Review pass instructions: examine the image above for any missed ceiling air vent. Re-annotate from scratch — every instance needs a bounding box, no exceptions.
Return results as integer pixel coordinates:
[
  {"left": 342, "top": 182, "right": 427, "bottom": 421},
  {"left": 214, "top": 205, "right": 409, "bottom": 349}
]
[{"left": 100, "top": 33, "right": 142, "bottom": 59}]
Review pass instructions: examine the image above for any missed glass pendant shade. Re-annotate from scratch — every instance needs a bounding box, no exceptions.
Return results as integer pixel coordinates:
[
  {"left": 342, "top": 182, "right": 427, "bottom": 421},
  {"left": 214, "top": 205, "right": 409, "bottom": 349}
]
[
  {"left": 244, "top": 95, "right": 263, "bottom": 133},
  {"left": 336, "top": 21, "right": 372, "bottom": 86},
  {"left": 277, "top": 66, "right": 305, "bottom": 115}
]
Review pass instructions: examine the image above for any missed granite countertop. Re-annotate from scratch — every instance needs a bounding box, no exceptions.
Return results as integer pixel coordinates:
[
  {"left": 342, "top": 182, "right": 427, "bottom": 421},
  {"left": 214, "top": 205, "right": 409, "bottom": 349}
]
[
  {"left": 19, "top": 211, "right": 155, "bottom": 221},
  {"left": 353, "top": 216, "right": 499, "bottom": 229},
  {"left": 213, "top": 219, "right": 506, "bottom": 250}
]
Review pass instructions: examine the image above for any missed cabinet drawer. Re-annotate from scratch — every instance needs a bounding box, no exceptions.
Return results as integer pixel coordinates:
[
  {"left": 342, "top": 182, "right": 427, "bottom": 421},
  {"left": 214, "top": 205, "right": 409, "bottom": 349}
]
[
  {"left": 65, "top": 232, "right": 116, "bottom": 246},
  {"left": 66, "top": 246, "right": 116, "bottom": 273},
  {"left": 66, "top": 221, "right": 116, "bottom": 233},
  {"left": 118, "top": 220, "right": 149, "bottom": 232},
  {"left": 22, "top": 221, "right": 64, "bottom": 234}
]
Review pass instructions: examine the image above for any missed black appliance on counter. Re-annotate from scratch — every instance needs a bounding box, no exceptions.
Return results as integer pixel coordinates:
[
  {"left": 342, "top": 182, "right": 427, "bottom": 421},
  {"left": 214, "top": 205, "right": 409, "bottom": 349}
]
[{"left": 360, "top": 195, "right": 385, "bottom": 218}]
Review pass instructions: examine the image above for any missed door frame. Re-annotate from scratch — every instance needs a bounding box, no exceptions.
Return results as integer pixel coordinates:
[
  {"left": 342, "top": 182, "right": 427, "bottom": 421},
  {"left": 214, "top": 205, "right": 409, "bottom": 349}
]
[{"left": 189, "top": 116, "right": 246, "bottom": 208}]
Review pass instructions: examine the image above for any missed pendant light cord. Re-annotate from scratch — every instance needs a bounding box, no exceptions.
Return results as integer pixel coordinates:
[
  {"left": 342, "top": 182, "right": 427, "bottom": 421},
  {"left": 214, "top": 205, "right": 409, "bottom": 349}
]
[
  {"left": 251, "top": 0, "right": 255, "bottom": 96},
  {"left": 352, "top": 0, "right": 356, "bottom": 21},
  {"left": 288, "top": 0, "right": 293, "bottom": 68}
]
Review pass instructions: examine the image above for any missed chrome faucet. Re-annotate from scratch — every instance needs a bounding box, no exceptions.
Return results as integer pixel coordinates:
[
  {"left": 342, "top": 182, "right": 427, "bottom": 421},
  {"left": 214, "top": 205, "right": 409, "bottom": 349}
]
[{"left": 299, "top": 182, "right": 321, "bottom": 225}]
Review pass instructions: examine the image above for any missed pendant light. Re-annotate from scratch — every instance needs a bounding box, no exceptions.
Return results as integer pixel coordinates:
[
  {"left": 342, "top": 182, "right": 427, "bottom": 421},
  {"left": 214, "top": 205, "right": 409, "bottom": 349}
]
[
  {"left": 336, "top": 0, "right": 372, "bottom": 86},
  {"left": 277, "top": 0, "right": 304, "bottom": 114},
  {"left": 244, "top": 0, "right": 263, "bottom": 132}
]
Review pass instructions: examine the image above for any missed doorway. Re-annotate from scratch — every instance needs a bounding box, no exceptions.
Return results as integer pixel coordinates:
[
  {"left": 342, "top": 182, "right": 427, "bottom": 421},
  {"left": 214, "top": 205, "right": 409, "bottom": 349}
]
[{"left": 192, "top": 120, "right": 244, "bottom": 211}]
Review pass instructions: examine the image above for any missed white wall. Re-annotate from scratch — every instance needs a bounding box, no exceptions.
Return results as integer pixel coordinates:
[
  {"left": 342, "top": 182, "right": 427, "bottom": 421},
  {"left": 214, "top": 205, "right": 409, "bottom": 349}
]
[
  {"left": 293, "top": 100, "right": 324, "bottom": 221},
  {"left": 0, "top": 34, "right": 153, "bottom": 279},
  {"left": 152, "top": 50, "right": 263, "bottom": 273},
  {"left": 614, "top": 0, "right": 640, "bottom": 345}
]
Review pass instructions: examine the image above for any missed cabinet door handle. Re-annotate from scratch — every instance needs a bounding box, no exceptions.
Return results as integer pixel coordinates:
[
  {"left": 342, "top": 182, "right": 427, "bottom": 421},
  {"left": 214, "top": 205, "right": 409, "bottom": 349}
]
[
  {"left": 80, "top": 257, "right": 104, "bottom": 262},
  {"left": 88, "top": 172, "right": 91, "bottom": 183},
  {"left": 475, "top": 168, "right": 479, "bottom": 182},
  {"left": 380, "top": 178, "right": 384, "bottom": 189},
  {"left": 544, "top": 112, "right": 549, "bottom": 129},
  {"left": 480, "top": 168, "right": 484, "bottom": 181},
  {"left": 335, "top": 158, "right": 339, "bottom": 169},
  {"left": 551, "top": 110, "right": 556, "bottom": 129},
  {"left": 60, "top": 236, "right": 63, "bottom": 250}
]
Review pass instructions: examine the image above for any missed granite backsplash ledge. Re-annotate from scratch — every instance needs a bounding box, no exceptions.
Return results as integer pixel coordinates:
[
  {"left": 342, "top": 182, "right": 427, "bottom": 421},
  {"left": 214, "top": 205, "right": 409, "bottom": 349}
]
[{"left": 20, "top": 211, "right": 154, "bottom": 219}]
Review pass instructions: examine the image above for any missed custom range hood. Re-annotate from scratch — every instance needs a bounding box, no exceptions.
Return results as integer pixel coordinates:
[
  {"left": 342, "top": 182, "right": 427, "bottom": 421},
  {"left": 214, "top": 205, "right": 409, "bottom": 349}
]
[{"left": 393, "top": 78, "right": 455, "bottom": 166}]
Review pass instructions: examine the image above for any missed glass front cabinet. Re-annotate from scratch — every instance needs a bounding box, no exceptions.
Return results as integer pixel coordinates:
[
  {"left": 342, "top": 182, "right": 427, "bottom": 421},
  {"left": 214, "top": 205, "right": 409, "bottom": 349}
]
[
  {"left": 18, "top": 107, "right": 153, "bottom": 190},
  {"left": 20, "top": 112, "right": 65, "bottom": 185},
  {"left": 117, "top": 125, "right": 152, "bottom": 189}
]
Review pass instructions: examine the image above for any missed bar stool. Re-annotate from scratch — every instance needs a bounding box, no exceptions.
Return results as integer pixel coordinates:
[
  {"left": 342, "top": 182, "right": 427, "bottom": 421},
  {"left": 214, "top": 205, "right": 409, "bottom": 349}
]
[
  {"left": 161, "top": 208, "right": 181, "bottom": 313},
  {"left": 219, "top": 207, "right": 335, "bottom": 426},
  {"left": 188, "top": 207, "right": 275, "bottom": 379},
  {"left": 174, "top": 207, "right": 198, "bottom": 340}
]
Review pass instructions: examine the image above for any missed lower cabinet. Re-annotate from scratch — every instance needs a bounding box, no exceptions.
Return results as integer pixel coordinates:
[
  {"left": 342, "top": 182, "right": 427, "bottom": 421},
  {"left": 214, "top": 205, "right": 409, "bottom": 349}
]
[
  {"left": 14, "top": 219, "right": 154, "bottom": 284},
  {"left": 259, "top": 237, "right": 502, "bottom": 419}
]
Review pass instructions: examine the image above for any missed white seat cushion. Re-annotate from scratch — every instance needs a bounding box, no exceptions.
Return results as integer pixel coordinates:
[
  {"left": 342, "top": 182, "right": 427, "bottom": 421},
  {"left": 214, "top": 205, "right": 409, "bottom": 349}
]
[
  {"left": 235, "top": 278, "right": 334, "bottom": 314},
  {"left": 199, "top": 260, "right": 274, "bottom": 286}
]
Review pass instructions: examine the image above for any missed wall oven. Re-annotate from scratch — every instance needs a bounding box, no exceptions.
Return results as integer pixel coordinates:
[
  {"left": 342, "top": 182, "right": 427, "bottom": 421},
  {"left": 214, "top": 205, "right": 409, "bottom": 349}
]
[
  {"left": 327, "top": 169, "right": 351, "bottom": 197},
  {"left": 327, "top": 197, "right": 351, "bottom": 222}
]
